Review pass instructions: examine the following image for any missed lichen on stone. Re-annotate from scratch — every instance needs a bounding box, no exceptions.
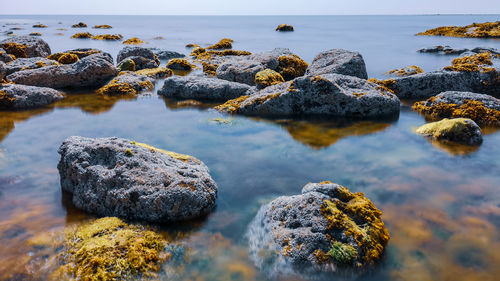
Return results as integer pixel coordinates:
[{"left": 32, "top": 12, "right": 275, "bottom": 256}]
[
  {"left": 70, "top": 32, "right": 92, "bottom": 39},
  {"left": 276, "top": 24, "right": 294, "bottom": 32},
  {"left": 52, "top": 217, "right": 170, "bottom": 281},
  {"left": 416, "top": 21, "right": 500, "bottom": 38},
  {"left": 255, "top": 69, "right": 285, "bottom": 88},
  {"left": 91, "top": 34, "right": 123, "bottom": 41},
  {"left": 277, "top": 55, "right": 309, "bottom": 81},
  {"left": 387, "top": 65, "right": 424, "bottom": 76},
  {"left": 123, "top": 37, "right": 146, "bottom": 45},
  {"left": 443, "top": 52, "right": 494, "bottom": 72},
  {"left": 166, "top": 58, "right": 195, "bottom": 71},
  {"left": 207, "top": 38, "right": 233, "bottom": 50}
]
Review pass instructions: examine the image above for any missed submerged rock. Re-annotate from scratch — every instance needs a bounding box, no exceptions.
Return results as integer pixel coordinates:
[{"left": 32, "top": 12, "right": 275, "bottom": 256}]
[
  {"left": 416, "top": 118, "right": 483, "bottom": 145},
  {"left": 148, "top": 48, "right": 185, "bottom": 60},
  {"left": 0, "top": 36, "right": 51, "bottom": 57},
  {"left": 413, "top": 91, "right": 500, "bottom": 126},
  {"left": 57, "top": 136, "right": 218, "bottom": 222},
  {"left": 6, "top": 53, "right": 118, "bottom": 89},
  {"left": 4, "top": 57, "right": 59, "bottom": 75},
  {"left": 418, "top": 45, "right": 469, "bottom": 55},
  {"left": 216, "top": 74, "right": 400, "bottom": 117},
  {"left": 0, "top": 84, "right": 63, "bottom": 109},
  {"left": 306, "top": 49, "right": 368, "bottom": 79},
  {"left": 247, "top": 181, "right": 390, "bottom": 279},
  {"left": 96, "top": 72, "right": 155, "bottom": 95},
  {"left": 159, "top": 76, "right": 253, "bottom": 100}
]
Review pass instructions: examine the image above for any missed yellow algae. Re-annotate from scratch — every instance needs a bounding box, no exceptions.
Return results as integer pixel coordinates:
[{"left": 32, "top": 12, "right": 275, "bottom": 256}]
[
  {"left": 202, "top": 62, "right": 218, "bottom": 76},
  {"left": 207, "top": 38, "right": 233, "bottom": 50},
  {"left": 123, "top": 37, "right": 146, "bottom": 45},
  {"left": 276, "top": 24, "right": 294, "bottom": 31},
  {"left": 93, "top": 24, "right": 112, "bottom": 29},
  {"left": 415, "top": 118, "right": 479, "bottom": 140},
  {"left": 130, "top": 141, "right": 193, "bottom": 162},
  {"left": 71, "top": 22, "right": 87, "bottom": 28},
  {"left": 166, "top": 58, "right": 195, "bottom": 71},
  {"left": 56, "top": 53, "right": 79, "bottom": 64},
  {"left": 417, "top": 21, "right": 500, "bottom": 38},
  {"left": 387, "top": 65, "right": 424, "bottom": 76},
  {"left": 255, "top": 69, "right": 285, "bottom": 88},
  {"left": 134, "top": 67, "right": 173, "bottom": 78},
  {"left": 185, "top": 43, "right": 200, "bottom": 48},
  {"left": 191, "top": 47, "right": 251, "bottom": 63},
  {"left": 96, "top": 82, "right": 138, "bottom": 96},
  {"left": 32, "top": 24, "right": 47, "bottom": 28},
  {"left": 53, "top": 217, "right": 169, "bottom": 281},
  {"left": 29, "top": 32, "right": 42, "bottom": 36},
  {"left": 1, "top": 42, "right": 28, "bottom": 58},
  {"left": 0, "top": 90, "right": 16, "bottom": 109},
  {"left": 117, "top": 58, "right": 136, "bottom": 72},
  {"left": 91, "top": 34, "right": 123, "bottom": 41},
  {"left": 443, "top": 52, "right": 494, "bottom": 72},
  {"left": 277, "top": 55, "right": 309, "bottom": 80},
  {"left": 214, "top": 95, "right": 251, "bottom": 114},
  {"left": 367, "top": 78, "right": 398, "bottom": 94},
  {"left": 70, "top": 32, "right": 92, "bottom": 39}
]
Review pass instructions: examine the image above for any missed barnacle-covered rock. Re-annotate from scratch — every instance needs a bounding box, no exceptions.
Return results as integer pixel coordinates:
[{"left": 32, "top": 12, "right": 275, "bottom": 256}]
[
  {"left": 247, "top": 181, "right": 389, "bottom": 279},
  {"left": 0, "top": 36, "right": 51, "bottom": 57},
  {"left": 306, "top": 49, "right": 368, "bottom": 79},
  {"left": 416, "top": 118, "right": 483, "bottom": 145},
  {"left": 57, "top": 136, "right": 218, "bottom": 222}
]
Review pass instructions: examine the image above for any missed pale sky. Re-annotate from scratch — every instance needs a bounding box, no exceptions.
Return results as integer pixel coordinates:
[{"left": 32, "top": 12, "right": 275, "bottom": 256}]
[{"left": 1, "top": 0, "right": 499, "bottom": 15}]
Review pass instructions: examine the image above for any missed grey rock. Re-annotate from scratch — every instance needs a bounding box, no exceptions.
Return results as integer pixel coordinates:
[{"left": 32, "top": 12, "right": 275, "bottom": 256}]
[
  {"left": 0, "top": 36, "right": 51, "bottom": 57},
  {"left": 416, "top": 118, "right": 483, "bottom": 145},
  {"left": 216, "top": 48, "right": 293, "bottom": 86},
  {"left": 0, "top": 48, "right": 15, "bottom": 63},
  {"left": 4, "top": 57, "right": 59, "bottom": 75},
  {"left": 148, "top": 48, "right": 185, "bottom": 60},
  {"left": 57, "top": 136, "right": 218, "bottom": 222},
  {"left": 117, "top": 46, "right": 158, "bottom": 64},
  {"left": 158, "top": 76, "right": 252, "bottom": 100},
  {"left": 418, "top": 45, "right": 469, "bottom": 55},
  {"left": 393, "top": 70, "right": 499, "bottom": 99},
  {"left": 0, "top": 61, "right": 5, "bottom": 80},
  {"left": 0, "top": 84, "right": 64, "bottom": 109},
  {"left": 470, "top": 47, "right": 500, "bottom": 56},
  {"left": 124, "top": 56, "right": 160, "bottom": 70},
  {"left": 61, "top": 48, "right": 113, "bottom": 63},
  {"left": 6, "top": 54, "right": 118, "bottom": 89},
  {"left": 220, "top": 74, "right": 400, "bottom": 117},
  {"left": 247, "top": 182, "right": 389, "bottom": 279},
  {"left": 306, "top": 49, "right": 368, "bottom": 79},
  {"left": 420, "top": 91, "right": 500, "bottom": 110}
]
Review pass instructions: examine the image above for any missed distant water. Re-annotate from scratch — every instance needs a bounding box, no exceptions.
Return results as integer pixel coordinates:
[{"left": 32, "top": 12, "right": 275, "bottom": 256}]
[{"left": 0, "top": 15, "right": 500, "bottom": 281}]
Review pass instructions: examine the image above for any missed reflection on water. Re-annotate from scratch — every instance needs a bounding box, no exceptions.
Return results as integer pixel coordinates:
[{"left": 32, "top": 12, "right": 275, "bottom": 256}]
[
  {"left": 425, "top": 138, "right": 481, "bottom": 156},
  {"left": 54, "top": 92, "right": 137, "bottom": 114},
  {"left": 0, "top": 108, "right": 52, "bottom": 142}
]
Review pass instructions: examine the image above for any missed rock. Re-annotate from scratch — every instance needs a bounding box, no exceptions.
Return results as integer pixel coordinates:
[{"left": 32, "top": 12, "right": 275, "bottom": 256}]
[
  {"left": 416, "top": 118, "right": 483, "bottom": 145},
  {"left": 0, "top": 48, "right": 15, "bottom": 63},
  {"left": 71, "top": 32, "right": 92, "bottom": 39},
  {"left": 158, "top": 76, "right": 253, "bottom": 100},
  {"left": 96, "top": 72, "right": 155, "bottom": 95},
  {"left": 48, "top": 48, "right": 113, "bottom": 64},
  {"left": 416, "top": 22, "right": 500, "bottom": 38},
  {"left": 276, "top": 24, "right": 294, "bottom": 32},
  {"left": 306, "top": 49, "right": 368, "bottom": 79},
  {"left": 117, "top": 58, "right": 136, "bottom": 71},
  {"left": 216, "top": 74, "right": 400, "bottom": 117},
  {"left": 134, "top": 67, "right": 172, "bottom": 79},
  {"left": 91, "top": 34, "right": 123, "bottom": 41},
  {"left": 57, "top": 136, "right": 218, "bottom": 222},
  {"left": 0, "top": 36, "right": 51, "bottom": 57},
  {"left": 117, "top": 46, "right": 158, "bottom": 65},
  {"left": 386, "top": 65, "right": 424, "bottom": 77},
  {"left": 71, "top": 22, "right": 87, "bottom": 28},
  {"left": 276, "top": 54, "right": 309, "bottom": 81},
  {"left": 247, "top": 181, "right": 390, "bottom": 279},
  {"left": 166, "top": 58, "right": 195, "bottom": 71},
  {"left": 0, "top": 84, "right": 64, "bottom": 109},
  {"left": 123, "top": 37, "right": 146, "bottom": 45},
  {"left": 0, "top": 61, "right": 5, "bottom": 80},
  {"left": 4, "top": 57, "right": 59, "bottom": 75},
  {"left": 148, "top": 48, "right": 185, "bottom": 60},
  {"left": 6, "top": 54, "right": 118, "bottom": 89},
  {"left": 207, "top": 38, "right": 233, "bottom": 50},
  {"left": 122, "top": 55, "right": 159, "bottom": 71},
  {"left": 470, "top": 47, "right": 500, "bottom": 56},
  {"left": 413, "top": 91, "right": 500, "bottom": 126},
  {"left": 255, "top": 69, "right": 284, "bottom": 89},
  {"left": 418, "top": 45, "right": 469, "bottom": 55},
  {"left": 216, "top": 48, "right": 294, "bottom": 85}
]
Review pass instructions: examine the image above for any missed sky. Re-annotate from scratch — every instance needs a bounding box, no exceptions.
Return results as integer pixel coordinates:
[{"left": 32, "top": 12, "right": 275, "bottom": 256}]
[{"left": 1, "top": 0, "right": 499, "bottom": 15}]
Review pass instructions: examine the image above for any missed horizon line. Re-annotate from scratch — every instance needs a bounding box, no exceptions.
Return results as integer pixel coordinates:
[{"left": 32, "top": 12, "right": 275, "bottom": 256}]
[{"left": 1, "top": 13, "right": 500, "bottom": 16}]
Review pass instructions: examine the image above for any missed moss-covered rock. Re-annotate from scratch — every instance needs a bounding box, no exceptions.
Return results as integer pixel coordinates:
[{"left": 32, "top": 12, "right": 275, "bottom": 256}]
[
  {"left": 247, "top": 181, "right": 389, "bottom": 278},
  {"left": 52, "top": 217, "right": 170, "bottom": 281},
  {"left": 71, "top": 22, "right": 87, "bottom": 28},
  {"left": 123, "top": 37, "right": 146, "bottom": 45},
  {"left": 56, "top": 53, "right": 79, "bottom": 64},
  {"left": 29, "top": 32, "right": 42, "bottom": 36},
  {"left": 70, "top": 32, "right": 92, "bottom": 39},
  {"left": 387, "top": 65, "right": 424, "bottom": 77},
  {"left": 276, "top": 24, "right": 294, "bottom": 32},
  {"left": 277, "top": 54, "right": 308, "bottom": 80},
  {"left": 96, "top": 73, "right": 154, "bottom": 96},
  {"left": 93, "top": 24, "right": 112, "bottom": 29},
  {"left": 134, "top": 67, "right": 173, "bottom": 78},
  {"left": 417, "top": 21, "right": 500, "bottom": 38},
  {"left": 117, "top": 58, "right": 136, "bottom": 72},
  {"left": 91, "top": 34, "right": 123, "bottom": 41},
  {"left": 416, "top": 118, "right": 483, "bottom": 145},
  {"left": 166, "top": 58, "right": 195, "bottom": 71},
  {"left": 443, "top": 52, "right": 495, "bottom": 72},
  {"left": 32, "top": 24, "right": 47, "bottom": 28},
  {"left": 207, "top": 38, "right": 233, "bottom": 50},
  {"left": 254, "top": 69, "right": 284, "bottom": 89},
  {"left": 1, "top": 42, "right": 28, "bottom": 59}
]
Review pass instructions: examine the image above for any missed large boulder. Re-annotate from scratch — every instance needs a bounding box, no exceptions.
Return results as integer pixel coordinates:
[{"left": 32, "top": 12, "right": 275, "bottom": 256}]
[
  {"left": 247, "top": 181, "right": 390, "bottom": 279},
  {"left": 216, "top": 48, "right": 294, "bottom": 86},
  {"left": 158, "top": 76, "right": 253, "bottom": 100},
  {"left": 6, "top": 54, "right": 118, "bottom": 89},
  {"left": 57, "top": 136, "right": 218, "bottom": 222},
  {"left": 0, "top": 84, "right": 64, "bottom": 109},
  {"left": 117, "top": 46, "right": 159, "bottom": 70},
  {"left": 216, "top": 74, "right": 400, "bottom": 117},
  {"left": 4, "top": 57, "right": 59, "bottom": 75},
  {"left": 0, "top": 36, "right": 51, "bottom": 57},
  {"left": 306, "top": 49, "right": 368, "bottom": 79},
  {"left": 416, "top": 118, "right": 483, "bottom": 145},
  {"left": 148, "top": 48, "right": 185, "bottom": 60}
]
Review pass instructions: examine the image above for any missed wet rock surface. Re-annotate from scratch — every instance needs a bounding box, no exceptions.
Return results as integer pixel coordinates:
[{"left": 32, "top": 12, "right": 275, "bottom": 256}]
[
  {"left": 57, "top": 136, "right": 218, "bottom": 222},
  {"left": 247, "top": 181, "right": 390, "bottom": 279},
  {"left": 306, "top": 49, "right": 368, "bottom": 79},
  {"left": 0, "top": 36, "right": 51, "bottom": 57},
  {"left": 159, "top": 76, "right": 253, "bottom": 100},
  {"left": 0, "top": 84, "right": 64, "bottom": 109},
  {"left": 416, "top": 118, "right": 483, "bottom": 145},
  {"left": 216, "top": 74, "right": 400, "bottom": 117},
  {"left": 6, "top": 53, "right": 118, "bottom": 89}
]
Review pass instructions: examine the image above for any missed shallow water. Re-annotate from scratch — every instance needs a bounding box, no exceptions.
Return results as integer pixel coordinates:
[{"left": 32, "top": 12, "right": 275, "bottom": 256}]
[{"left": 0, "top": 15, "right": 500, "bottom": 281}]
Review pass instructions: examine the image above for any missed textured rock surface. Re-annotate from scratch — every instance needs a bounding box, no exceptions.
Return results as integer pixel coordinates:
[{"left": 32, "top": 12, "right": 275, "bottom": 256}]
[
  {"left": 159, "top": 76, "right": 252, "bottom": 100},
  {"left": 0, "top": 36, "right": 51, "bottom": 57},
  {"left": 6, "top": 54, "right": 118, "bottom": 89},
  {"left": 49, "top": 48, "right": 113, "bottom": 64},
  {"left": 96, "top": 72, "right": 155, "bottom": 95},
  {"left": 148, "top": 48, "right": 185, "bottom": 60},
  {"left": 216, "top": 48, "right": 293, "bottom": 85},
  {"left": 117, "top": 46, "right": 158, "bottom": 63},
  {"left": 57, "top": 136, "right": 218, "bottom": 222},
  {"left": 217, "top": 74, "right": 400, "bottom": 117},
  {"left": 4, "top": 57, "right": 59, "bottom": 75},
  {"left": 247, "top": 182, "right": 390, "bottom": 279},
  {"left": 0, "top": 84, "right": 64, "bottom": 109},
  {"left": 0, "top": 48, "right": 15, "bottom": 63},
  {"left": 423, "top": 91, "right": 500, "bottom": 110},
  {"left": 0, "top": 61, "right": 5, "bottom": 80},
  {"left": 416, "top": 118, "right": 483, "bottom": 145},
  {"left": 306, "top": 49, "right": 368, "bottom": 79},
  {"left": 120, "top": 55, "right": 159, "bottom": 70}
]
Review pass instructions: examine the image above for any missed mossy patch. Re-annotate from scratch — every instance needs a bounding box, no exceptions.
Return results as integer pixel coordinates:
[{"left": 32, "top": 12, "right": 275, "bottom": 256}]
[
  {"left": 71, "top": 22, "right": 87, "bottom": 28},
  {"left": 91, "top": 34, "right": 123, "bottom": 41},
  {"left": 387, "top": 65, "right": 424, "bottom": 76},
  {"left": 327, "top": 241, "right": 358, "bottom": 265},
  {"left": 70, "top": 32, "right": 92, "bottom": 39},
  {"left": 93, "top": 25, "right": 112, "bottom": 29},
  {"left": 415, "top": 118, "right": 480, "bottom": 140},
  {"left": 166, "top": 58, "right": 195, "bottom": 71},
  {"left": 255, "top": 69, "right": 285, "bottom": 88},
  {"left": 52, "top": 217, "right": 170, "bottom": 281},
  {"left": 276, "top": 24, "right": 294, "bottom": 32},
  {"left": 1, "top": 42, "right": 28, "bottom": 59},
  {"left": 207, "top": 38, "right": 233, "bottom": 50},
  {"left": 130, "top": 141, "right": 193, "bottom": 162},
  {"left": 277, "top": 55, "right": 308, "bottom": 81},
  {"left": 416, "top": 21, "right": 500, "bottom": 38},
  {"left": 443, "top": 52, "right": 494, "bottom": 72},
  {"left": 123, "top": 37, "right": 146, "bottom": 45}
]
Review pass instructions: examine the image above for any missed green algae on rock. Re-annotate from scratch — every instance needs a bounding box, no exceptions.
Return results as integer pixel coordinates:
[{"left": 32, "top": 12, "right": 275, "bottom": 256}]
[
  {"left": 276, "top": 24, "right": 294, "bottom": 32},
  {"left": 52, "top": 217, "right": 170, "bottom": 281},
  {"left": 254, "top": 69, "right": 285, "bottom": 89},
  {"left": 417, "top": 21, "right": 500, "bottom": 38},
  {"left": 415, "top": 118, "right": 483, "bottom": 145}
]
